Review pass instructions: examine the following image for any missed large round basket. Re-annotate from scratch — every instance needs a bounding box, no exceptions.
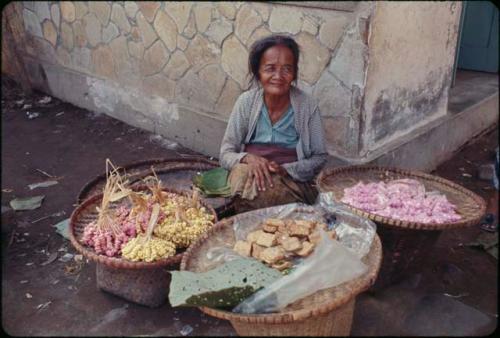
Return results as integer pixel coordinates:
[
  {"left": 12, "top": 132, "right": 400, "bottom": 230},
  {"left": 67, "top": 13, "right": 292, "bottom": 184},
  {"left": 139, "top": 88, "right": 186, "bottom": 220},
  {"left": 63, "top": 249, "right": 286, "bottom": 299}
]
[
  {"left": 316, "top": 165, "right": 487, "bottom": 288},
  {"left": 69, "top": 187, "right": 218, "bottom": 307},
  {"left": 76, "top": 157, "right": 234, "bottom": 218},
  {"left": 180, "top": 209, "right": 383, "bottom": 336}
]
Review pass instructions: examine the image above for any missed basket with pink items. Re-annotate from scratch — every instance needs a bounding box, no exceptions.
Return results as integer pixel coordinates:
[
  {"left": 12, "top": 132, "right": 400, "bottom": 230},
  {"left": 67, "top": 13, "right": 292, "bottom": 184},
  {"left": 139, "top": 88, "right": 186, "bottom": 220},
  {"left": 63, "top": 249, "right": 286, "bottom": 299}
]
[{"left": 316, "top": 165, "right": 486, "bottom": 288}]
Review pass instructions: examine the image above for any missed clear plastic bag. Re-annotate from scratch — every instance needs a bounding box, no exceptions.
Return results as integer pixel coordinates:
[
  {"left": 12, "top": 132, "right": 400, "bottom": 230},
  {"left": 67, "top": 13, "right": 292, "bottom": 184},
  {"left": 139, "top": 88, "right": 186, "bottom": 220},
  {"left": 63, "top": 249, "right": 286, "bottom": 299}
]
[
  {"left": 201, "top": 193, "right": 377, "bottom": 313},
  {"left": 232, "top": 228, "right": 368, "bottom": 314},
  {"left": 316, "top": 192, "right": 377, "bottom": 259}
]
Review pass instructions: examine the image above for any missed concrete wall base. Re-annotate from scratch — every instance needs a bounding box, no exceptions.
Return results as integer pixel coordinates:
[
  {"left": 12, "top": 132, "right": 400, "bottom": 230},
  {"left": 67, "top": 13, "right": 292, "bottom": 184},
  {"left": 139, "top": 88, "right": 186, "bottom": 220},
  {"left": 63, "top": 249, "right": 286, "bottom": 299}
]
[
  {"left": 370, "top": 93, "right": 498, "bottom": 172},
  {"left": 29, "top": 60, "right": 227, "bottom": 158},
  {"left": 326, "top": 92, "right": 498, "bottom": 172}
]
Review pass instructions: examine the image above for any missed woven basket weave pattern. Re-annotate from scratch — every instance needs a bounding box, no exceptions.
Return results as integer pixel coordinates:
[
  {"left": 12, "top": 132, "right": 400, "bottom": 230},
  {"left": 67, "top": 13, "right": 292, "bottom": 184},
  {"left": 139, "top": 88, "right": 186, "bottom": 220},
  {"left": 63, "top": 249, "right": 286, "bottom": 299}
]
[{"left": 96, "top": 263, "right": 172, "bottom": 308}]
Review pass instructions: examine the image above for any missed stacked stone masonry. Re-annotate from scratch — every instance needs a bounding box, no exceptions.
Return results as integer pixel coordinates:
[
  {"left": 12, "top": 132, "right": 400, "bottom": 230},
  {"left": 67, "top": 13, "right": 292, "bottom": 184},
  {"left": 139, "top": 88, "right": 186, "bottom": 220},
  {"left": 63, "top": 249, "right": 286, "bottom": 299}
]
[{"left": 16, "top": 1, "right": 374, "bottom": 158}]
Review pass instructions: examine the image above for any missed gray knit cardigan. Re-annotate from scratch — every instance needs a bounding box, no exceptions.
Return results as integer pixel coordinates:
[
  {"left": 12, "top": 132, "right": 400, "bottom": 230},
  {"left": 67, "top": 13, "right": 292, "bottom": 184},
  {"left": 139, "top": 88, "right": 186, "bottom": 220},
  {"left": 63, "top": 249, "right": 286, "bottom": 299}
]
[{"left": 219, "top": 86, "right": 328, "bottom": 182}]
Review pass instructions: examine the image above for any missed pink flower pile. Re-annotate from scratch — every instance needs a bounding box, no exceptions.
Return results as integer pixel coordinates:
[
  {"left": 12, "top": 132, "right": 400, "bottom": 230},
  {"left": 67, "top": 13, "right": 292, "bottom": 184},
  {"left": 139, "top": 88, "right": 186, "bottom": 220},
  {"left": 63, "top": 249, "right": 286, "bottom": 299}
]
[
  {"left": 81, "top": 205, "right": 137, "bottom": 257},
  {"left": 81, "top": 203, "right": 168, "bottom": 257},
  {"left": 341, "top": 178, "right": 462, "bottom": 223}
]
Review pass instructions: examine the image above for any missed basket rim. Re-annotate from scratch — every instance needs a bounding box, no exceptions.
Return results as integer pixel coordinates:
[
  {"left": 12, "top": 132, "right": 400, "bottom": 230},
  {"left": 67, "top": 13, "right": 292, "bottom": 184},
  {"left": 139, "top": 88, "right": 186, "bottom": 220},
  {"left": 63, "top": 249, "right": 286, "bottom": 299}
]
[
  {"left": 76, "top": 157, "right": 220, "bottom": 204},
  {"left": 127, "top": 166, "right": 232, "bottom": 200},
  {"left": 180, "top": 217, "right": 383, "bottom": 324},
  {"left": 69, "top": 186, "right": 218, "bottom": 270},
  {"left": 316, "top": 165, "right": 487, "bottom": 230}
]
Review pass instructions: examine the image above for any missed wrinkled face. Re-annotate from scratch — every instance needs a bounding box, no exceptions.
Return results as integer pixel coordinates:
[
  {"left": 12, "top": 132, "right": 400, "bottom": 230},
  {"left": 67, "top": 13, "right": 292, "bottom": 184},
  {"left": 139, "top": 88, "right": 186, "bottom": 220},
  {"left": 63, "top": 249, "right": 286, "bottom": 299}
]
[{"left": 258, "top": 45, "right": 295, "bottom": 97}]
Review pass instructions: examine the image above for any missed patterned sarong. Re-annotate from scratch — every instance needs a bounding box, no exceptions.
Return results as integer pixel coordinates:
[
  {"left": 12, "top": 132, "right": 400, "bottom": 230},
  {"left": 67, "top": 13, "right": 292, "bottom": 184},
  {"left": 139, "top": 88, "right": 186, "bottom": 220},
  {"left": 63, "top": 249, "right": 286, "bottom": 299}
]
[{"left": 228, "top": 163, "right": 318, "bottom": 214}]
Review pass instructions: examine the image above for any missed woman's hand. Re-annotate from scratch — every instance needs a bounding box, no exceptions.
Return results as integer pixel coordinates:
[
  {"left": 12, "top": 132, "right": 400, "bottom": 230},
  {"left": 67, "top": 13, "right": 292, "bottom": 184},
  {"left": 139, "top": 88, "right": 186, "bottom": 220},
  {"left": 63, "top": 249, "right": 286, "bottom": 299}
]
[
  {"left": 241, "top": 154, "right": 274, "bottom": 191},
  {"left": 268, "top": 161, "right": 287, "bottom": 177}
]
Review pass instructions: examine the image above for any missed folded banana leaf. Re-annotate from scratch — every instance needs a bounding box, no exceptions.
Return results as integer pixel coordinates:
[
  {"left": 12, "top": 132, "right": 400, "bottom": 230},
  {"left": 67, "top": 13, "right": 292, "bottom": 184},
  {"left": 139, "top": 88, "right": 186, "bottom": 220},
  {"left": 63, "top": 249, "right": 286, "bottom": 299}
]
[{"left": 193, "top": 167, "right": 232, "bottom": 197}]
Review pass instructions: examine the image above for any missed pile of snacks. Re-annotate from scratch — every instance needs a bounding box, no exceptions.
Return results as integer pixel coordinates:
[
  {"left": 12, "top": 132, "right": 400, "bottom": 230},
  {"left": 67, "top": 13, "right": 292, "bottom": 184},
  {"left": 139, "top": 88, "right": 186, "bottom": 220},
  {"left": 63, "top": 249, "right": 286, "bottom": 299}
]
[{"left": 233, "top": 218, "right": 337, "bottom": 272}]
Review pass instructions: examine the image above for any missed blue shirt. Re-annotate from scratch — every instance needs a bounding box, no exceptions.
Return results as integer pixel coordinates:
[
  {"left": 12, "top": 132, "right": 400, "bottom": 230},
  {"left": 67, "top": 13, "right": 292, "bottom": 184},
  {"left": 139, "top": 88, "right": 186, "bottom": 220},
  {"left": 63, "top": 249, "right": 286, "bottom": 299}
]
[{"left": 248, "top": 104, "right": 299, "bottom": 149}]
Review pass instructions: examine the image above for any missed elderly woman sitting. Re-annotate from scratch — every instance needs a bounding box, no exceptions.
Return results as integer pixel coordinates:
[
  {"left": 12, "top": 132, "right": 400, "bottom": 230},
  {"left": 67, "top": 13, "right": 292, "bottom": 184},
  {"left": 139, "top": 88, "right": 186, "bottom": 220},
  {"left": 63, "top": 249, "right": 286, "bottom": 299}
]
[{"left": 220, "top": 34, "right": 327, "bottom": 213}]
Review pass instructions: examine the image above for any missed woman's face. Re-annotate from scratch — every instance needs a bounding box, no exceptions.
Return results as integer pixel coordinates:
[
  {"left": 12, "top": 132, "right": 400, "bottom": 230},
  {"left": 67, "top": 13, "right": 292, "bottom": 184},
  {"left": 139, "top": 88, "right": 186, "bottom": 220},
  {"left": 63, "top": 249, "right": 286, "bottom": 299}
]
[{"left": 258, "top": 45, "right": 295, "bottom": 97}]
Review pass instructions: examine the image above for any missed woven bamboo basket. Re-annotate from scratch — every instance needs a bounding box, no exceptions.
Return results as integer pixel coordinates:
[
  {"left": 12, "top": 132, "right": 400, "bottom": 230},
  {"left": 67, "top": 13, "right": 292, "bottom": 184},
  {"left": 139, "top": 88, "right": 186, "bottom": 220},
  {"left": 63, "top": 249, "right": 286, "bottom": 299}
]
[
  {"left": 76, "top": 157, "right": 234, "bottom": 218},
  {"left": 180, "top": 211, "right": 383, "bottom": 337},
  {"left": 69, "top": 187, "right": 218, "bottom": 307},
  {"left": 316, "top": 165, "right": 487, "bottom": 288}
]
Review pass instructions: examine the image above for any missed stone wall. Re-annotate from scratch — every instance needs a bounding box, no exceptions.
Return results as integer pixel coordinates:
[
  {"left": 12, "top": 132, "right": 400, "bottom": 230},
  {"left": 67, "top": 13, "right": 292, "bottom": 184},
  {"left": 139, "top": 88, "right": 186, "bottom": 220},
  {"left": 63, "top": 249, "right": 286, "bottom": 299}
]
[
  {"left": 5, "top": 1, "right": 471, "bottom": 167},
  {"left": 7, "top": 1, "right": 374, "bottom": 158}
]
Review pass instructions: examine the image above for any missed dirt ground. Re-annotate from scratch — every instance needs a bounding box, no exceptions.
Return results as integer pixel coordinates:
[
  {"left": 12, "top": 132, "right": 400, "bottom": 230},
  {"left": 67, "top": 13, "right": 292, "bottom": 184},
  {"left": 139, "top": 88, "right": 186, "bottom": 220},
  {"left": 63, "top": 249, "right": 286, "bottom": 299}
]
[{"left": 1, "top": 75, "right": 498, "bottom": 336}]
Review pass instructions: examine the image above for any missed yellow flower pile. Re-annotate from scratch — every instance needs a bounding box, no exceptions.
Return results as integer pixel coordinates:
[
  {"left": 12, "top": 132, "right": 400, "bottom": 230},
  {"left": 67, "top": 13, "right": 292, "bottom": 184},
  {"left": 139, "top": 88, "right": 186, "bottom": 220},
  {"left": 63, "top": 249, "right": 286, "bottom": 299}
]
[
  {"left": 121, "top": 234, "right": 176, "bottom": 262},
  {"left": 120, "top": 189, "right": 214, "bottom": 262},
  {"left": 154, "top": 204, "right": 215, "bottom": 248}
]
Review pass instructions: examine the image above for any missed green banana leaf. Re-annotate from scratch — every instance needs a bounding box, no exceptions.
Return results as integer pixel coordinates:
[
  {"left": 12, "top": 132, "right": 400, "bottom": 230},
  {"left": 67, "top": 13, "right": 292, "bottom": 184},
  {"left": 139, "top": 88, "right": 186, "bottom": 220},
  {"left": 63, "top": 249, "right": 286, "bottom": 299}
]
[
  {"left": 169, "top": 258, "right": 282, "bottom": 308},
  {"left": 193, "top": 167, "right": 232, "bottom": 197}
]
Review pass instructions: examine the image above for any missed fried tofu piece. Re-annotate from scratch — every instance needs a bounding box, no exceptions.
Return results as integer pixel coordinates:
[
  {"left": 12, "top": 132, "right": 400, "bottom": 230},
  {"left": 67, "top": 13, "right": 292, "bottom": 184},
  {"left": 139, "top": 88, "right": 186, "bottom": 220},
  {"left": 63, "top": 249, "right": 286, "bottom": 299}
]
[
  {"left": 233, "top": 240, "right": 252, "bottom": 257},
  {"left": 260, "top": 247, "right": 285, "bottom": 264},
  {"left": 262, "top": 223, "right": 278, "bottom": 233},
  {"left": 251, "top": 243, "right": 265, "bottom": 260},
  {"left": 246, "top": 230, "right": 265, "bottom": 244},
  {"left": 255, "top": 232, "right": 277, "bottom": 247},
  {"left": 328, "top": 230, "right": 337, "bottom": 240},
  {"left": 317, "top": 223, "right": 328, "bottom": 231},
  {"left": 272, "top": 260, "right": 293, "bottom": 271},
  {"left": 295, "top": 241, "right": 315, "bottom": 257},
  {"left": 276, "top": 232, "right": 291, "bottom": 245},
  {"left": 288, "top": 222, "right": 310, "bottom": 237},
  {"left": 265, "top": 218, "right": 285, "bottom": 227},
  {"left": 308, "top": 229, "right": 337, "bottom": 244},
  {"left": 278, "top": 222, "right": 288, "bottom": 234},
  {"left": 281, "top": 236, "right": 302, "bottom": 252},
  {"left": 294, "top": 220, "right": 316, "bottom": 230},
  {"left": 308, "top": 230, "right": 321, "bottom": 245},
  {"left": 276, "top": 219, "right": 294, "bottom": 234}
]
